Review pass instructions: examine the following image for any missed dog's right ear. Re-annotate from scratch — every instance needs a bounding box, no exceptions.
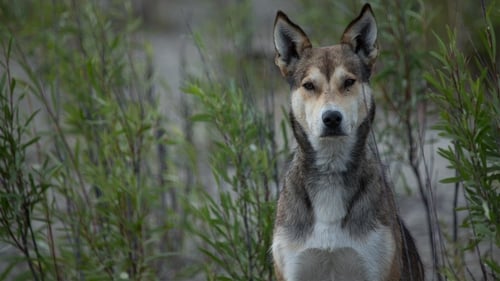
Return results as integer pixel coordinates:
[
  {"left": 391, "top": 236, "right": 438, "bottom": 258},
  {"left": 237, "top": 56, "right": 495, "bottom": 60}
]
[{"left": 273, "top": 11, "right": 312, "bottom": 77}]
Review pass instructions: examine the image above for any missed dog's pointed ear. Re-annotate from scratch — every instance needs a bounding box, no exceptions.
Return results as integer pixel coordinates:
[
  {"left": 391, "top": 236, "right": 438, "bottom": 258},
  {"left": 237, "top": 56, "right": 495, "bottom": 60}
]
[
  {"left": 273, "top": 11, "right": 312, "bottom": 77},
  {"left": 341, "top": 4, "right": 378, "bottom": 67}
]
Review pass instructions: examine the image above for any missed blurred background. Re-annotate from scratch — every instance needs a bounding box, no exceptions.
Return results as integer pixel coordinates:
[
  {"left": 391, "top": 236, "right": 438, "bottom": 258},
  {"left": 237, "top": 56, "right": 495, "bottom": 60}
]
[{"left": 0, "top": 0, "right": 499, "bottom": 280}]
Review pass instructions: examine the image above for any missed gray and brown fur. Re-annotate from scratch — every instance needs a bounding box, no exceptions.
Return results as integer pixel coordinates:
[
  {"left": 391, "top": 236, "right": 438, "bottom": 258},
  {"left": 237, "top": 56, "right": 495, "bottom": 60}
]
[{"left": 272, "top": 4, "right": 424, "bottom": 281}]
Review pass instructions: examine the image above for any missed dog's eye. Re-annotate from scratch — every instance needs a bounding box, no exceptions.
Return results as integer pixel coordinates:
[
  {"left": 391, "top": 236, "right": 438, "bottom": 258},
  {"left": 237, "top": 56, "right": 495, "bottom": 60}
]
[
  {"left": 302, "top": 82, "right": 315, "bottom": 91},
  {"left": 344, "top": 79, "right": 356, "bottom": 89}
]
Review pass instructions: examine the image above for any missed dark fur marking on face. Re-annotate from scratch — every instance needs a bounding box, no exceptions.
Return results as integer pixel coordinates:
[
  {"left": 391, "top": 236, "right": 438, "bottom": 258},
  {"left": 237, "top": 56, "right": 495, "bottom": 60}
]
[
  {"left": 339, "top": 45, "right": 372, "bottom": 83},
  {"left": 291, "top": 46, "right": 372, "bottom": 89},
  {"left": 289, "top": 110, "right": 315, "bottom": 155}
]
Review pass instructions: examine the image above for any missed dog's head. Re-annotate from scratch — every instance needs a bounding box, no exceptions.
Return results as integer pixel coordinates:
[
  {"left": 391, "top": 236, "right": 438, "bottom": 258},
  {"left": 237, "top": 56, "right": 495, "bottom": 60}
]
[{"left": 274, "top": 4, "right": 377, "bottom": 159}]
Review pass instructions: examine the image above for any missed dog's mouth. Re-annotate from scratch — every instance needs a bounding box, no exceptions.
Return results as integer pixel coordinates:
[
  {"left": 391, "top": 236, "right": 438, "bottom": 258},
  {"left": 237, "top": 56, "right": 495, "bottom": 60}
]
[{"left": 320, "top": 128, "right": 347, "bottom": 138}]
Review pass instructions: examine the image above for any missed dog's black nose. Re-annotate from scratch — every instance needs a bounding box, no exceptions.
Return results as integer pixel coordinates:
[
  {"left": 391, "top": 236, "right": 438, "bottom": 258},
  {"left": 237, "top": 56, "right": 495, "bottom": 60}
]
[{"left": 322, "top": 110, "right": 343, "bottom": 129}]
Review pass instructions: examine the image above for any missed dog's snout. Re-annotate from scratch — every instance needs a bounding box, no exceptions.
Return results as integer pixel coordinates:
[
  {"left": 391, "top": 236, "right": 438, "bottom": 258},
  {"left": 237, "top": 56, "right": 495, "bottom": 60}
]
[{"left": 322, "top": 111, "right": 343, "bottom": 129}]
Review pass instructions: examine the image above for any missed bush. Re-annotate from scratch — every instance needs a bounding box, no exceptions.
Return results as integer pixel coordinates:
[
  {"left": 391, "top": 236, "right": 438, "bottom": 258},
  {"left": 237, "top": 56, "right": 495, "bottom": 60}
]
[
  {"left": 0, "top": 38, "right": 51, "bottom": 281},
  {"left": 426, "top": 20, "right": 500, "bottom": 279},
  {"left": 0, "top": 0, "right": 179, "bottom": 280},
  {"left": 185, "top": 81, "right": 278, "bottom": 281},
  {"left": 181, "top": 1, "right": 285, "bottom": 278}
]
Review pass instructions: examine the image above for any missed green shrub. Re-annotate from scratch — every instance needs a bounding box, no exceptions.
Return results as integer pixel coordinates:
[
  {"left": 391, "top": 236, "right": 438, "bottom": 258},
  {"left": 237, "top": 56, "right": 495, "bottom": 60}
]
[
  {"left": 0, "top": 1, "right": 179, "bottom": 280},
  {"left": 184, "top": 79, "right": 278, "bottom": 281},
  {"left": 426, "top": 10, "right": 500, "bottom": 280},
  {"left": 0, "top": 38, "right": 52, "bottom": 281},
  {"left": 182, "top": 2, "right": 284, "bottom": 279}
]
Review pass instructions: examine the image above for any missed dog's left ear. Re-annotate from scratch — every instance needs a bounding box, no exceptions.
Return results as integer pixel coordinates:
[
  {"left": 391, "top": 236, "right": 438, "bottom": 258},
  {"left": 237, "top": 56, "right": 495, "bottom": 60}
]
[{"left": 341, "top": 4, "right": 378, "bottom": 67}]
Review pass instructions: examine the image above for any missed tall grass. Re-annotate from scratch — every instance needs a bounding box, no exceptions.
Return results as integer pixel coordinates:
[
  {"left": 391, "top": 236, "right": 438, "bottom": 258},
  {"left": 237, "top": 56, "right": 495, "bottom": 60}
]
[{"left": 0, "top": 0, "right": 181, "bottom": 280}]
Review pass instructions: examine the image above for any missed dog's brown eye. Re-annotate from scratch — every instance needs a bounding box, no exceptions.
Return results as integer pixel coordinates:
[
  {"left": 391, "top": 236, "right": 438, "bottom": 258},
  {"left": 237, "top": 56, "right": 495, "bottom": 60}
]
[
  {"left": 344, "top": 79, "right": 356, "bottom": 89},
  {"left": 302, "top": 82, "right": 315, "bottom": 91}
]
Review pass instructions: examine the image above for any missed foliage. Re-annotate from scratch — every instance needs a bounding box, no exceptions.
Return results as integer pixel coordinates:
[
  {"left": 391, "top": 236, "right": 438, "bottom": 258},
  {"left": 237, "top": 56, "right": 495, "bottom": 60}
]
[
  {"left": 370, "top": 1, "right": 448, "bottom": 278},
  {"left": 181, "top": 1, "right": 284, "bottom": 280},
  {"left": 426, "top": 15, "right": 500, "bottom": 279},
  {"left": 185, "top": 81, "right": 277, "bottom": 281},
  {"left": 0, "top": 0, "right": 180, "bottom": 280},
  {"left": 0, "top": 38, "right": 52, "bottom": 281}
]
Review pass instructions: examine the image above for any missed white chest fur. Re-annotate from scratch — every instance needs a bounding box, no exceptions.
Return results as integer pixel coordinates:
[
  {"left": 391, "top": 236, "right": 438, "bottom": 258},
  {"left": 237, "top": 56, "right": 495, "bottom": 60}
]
[
  {"left": 272, "top": 179, "right": 395, "bottom": 281},
  {"left": 310, "top": 177, "right": 346, "bottom": 223},
  {"left": 273, "top": 222, "right": 395, "bottom": 281}
]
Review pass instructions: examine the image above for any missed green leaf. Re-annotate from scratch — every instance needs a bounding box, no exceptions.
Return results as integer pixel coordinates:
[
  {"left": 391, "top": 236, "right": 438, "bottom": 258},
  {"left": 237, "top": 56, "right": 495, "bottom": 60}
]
[
  {"left": 440, "top": 176, "right": 462, "bottom": 184},
  {"left": 190, "top": 113, "right": 212, "bottom": 122},
  {"left": 485, "top": 258, "right": 500, "bottom": 275},
  {"left": 482, "top": 201, "right": 491, "bottom": 221},
  {"left": 182, "top": 83, "right": 204, "bottom": 97}
]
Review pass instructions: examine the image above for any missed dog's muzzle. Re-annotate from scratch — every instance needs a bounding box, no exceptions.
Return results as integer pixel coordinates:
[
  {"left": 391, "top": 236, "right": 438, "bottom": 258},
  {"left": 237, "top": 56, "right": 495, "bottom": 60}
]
[{"left": 320, "top": 110, "right": 346, "bottom": 137}]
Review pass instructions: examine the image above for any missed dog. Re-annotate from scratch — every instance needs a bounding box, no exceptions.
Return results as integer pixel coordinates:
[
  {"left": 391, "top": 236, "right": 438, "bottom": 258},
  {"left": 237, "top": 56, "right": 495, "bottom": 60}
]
[{"left": 271, "top": 4, "right": 424, "bottom": 281}]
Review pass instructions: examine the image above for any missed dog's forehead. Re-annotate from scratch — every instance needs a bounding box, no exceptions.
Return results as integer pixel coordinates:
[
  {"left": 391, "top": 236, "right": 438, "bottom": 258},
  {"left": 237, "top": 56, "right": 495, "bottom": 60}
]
[{"left": 294, "top": 44, "right": 364, "bottom": 84}]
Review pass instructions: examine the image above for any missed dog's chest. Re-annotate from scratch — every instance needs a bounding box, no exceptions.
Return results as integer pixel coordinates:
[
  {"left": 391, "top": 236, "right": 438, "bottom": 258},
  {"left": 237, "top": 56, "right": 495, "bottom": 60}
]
[
  {"left": 273, "top": 176, "right": 395, "bottom": 281},
  {"left": 275, "top": 222, "right": 394, "bottom": 281},
  {"left": 287, "top": 225, "right": 392, "bottom": 281},
  {"left": 307, "top": 177, "right": 354, "bottom": 250}
]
